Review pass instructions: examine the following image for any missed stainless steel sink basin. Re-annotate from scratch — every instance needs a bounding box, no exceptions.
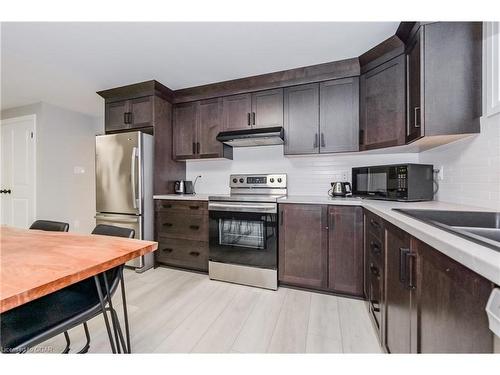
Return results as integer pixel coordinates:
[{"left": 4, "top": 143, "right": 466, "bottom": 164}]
[{"left": 392, "top": 209, "right": 500, "bottom": 251}]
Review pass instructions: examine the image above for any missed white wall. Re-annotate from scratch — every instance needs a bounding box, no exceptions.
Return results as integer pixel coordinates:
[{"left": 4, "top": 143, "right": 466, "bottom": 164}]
[
  {"left": 1, "top": 102, "right": 102, "bottom": 233},
  {"left": 186, "top": 145, "right": 419, "bottom": 196}
]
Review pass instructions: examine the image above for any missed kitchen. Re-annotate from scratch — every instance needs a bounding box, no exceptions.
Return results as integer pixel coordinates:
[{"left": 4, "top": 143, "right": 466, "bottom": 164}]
[{"left": 1, "top": 7, "right": 500, "bottom": 370}]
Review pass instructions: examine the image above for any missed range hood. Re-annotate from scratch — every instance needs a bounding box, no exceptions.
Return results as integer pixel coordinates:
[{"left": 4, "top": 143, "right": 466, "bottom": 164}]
[{"left": 216, "top": 126, "right": 284, "bottom": 147}]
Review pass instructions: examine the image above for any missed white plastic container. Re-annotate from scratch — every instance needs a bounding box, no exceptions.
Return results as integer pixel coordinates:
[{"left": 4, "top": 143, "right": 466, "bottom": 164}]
[{"left": 486, "top": 288, "right": 500, "bottom": 338}]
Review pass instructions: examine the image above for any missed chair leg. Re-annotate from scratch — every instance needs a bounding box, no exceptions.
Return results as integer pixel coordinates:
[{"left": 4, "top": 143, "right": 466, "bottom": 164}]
[
  {"left": 102, "top": 272, "right": 122, "bottom": 353},
  {"left": 93, "top": 275, "right": 116, "bottom": 353},
  {"left": 110, "top": 308, "right": 128, "bottom": 353},
  {"left": 62, "top": 331, "right": 71, "bottom": 353},
  {"left": 119, "top": 268, "right": 131, "bottom": 353},
  {"left": 76, "top": 322, "right": 91, "bottom": 354}
]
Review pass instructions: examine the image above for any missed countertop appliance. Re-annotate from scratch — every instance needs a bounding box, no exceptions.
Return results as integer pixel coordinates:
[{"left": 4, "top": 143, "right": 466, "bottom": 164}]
[
  {"left": 352, "top": 163, "right": 434, "bottom": 201},
  {"left": 216, "top": 126, "right": 284, "bottom": 147},
  {"left": 208, "top": 173, "right": 287, "bottom": 290},
  {"left": 174, "top": 180, "right": 194, "bottom": 194},
  {"left": 329, "top": 182, "right": 352, "bottom": 197},
  {"left": 95, "top": 131, "right": 154, "bottom": 273}
]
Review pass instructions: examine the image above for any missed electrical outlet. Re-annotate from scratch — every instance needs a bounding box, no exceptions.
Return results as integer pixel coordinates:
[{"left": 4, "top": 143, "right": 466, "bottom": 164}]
[{"left": 340, "top": 170, "right": 349, "bottom": 181}]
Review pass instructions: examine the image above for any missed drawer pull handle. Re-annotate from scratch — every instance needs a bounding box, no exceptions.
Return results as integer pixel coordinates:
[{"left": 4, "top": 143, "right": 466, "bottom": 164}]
[
  {"left": 163, "top": 223, "right": 173, "bottom": 227},
  {"left": 370, "top": 242, "right": 381, "bottom": 254},
  {"left": 189, "top": 225, "right": 200, "bottom": 230},
  {"left": 189, "top": 206, "right": 200, "bottom": 210},
  {"left": 189, "top": 251, "right": 200, "bottom": 257},
  {"left": 161, "top": 204, "right": 172, "bottom": 209},
  {"left": 162, "top": 248, "right": 173, "bottom": 253}
]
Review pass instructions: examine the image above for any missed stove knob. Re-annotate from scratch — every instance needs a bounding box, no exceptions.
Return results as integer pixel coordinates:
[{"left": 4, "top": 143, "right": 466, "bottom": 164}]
[
  {"left": 277, "top": 177, "right": 282, "bottom": 183},
  {"left": 239, "top": 178, "right": 244, "bottom": 183},
  {"left": 232, "top": 178, "right": 237, "bottom": 183},
  {"left": 270, "top": 178, "right": 275, "bottom": 183}
]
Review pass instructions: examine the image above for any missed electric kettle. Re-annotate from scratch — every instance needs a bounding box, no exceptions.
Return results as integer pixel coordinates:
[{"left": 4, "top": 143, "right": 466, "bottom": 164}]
[{"left": 329, "top": 182, "right": 352, "bottom": 197}]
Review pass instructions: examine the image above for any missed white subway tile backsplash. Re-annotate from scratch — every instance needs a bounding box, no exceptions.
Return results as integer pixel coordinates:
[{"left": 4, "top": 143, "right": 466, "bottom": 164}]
[
  {"left": 419, "top": 114, "right": 500, "bottom": 210},
  {"left": 186, "top": 145, "right": 419, "bottom": 196}
]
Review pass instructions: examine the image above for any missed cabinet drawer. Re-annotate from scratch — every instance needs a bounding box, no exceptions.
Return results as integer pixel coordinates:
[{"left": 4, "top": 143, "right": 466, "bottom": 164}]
[
  {"left": 365, "top": 210, "right": 384, "bottom": 240},
  {"left": 156, "top": 212, "right": 208, "bottom": 241},
  {"left": 155, "top": 237, "right": 208, "bottom": 271},
  {"left": 155, "top": 199, "right": 207, "bottom": 213},
  {"left": 366, "top": 232, "right": 384, "bottom": 269}
]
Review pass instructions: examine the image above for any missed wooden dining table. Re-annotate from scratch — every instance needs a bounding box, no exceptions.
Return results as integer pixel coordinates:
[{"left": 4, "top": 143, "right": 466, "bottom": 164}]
[{"left": 0, "top": 225, "right": 157, "bottom": 353}]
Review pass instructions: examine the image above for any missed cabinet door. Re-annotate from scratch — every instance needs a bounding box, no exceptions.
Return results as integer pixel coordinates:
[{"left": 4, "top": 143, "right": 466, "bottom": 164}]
[
  {"left": 385, "top": 223, "right": 415, "bottom": 353},
  {"left": 198, "top": 98, "right": 223, "bottom": 158},
  {"left": 327, "top": 206, "right": 363, "bottom": 295},
  {"left": 173, "top": 102, "right": 198, "bottom": 160},
  {"left": 278, "top": 204, "right": 328, "bottom": 288},
  {"left": 222, "top": 93, "right": 252, "bottom": 131},
  {"left": 320, "top": 78, "right": 359, "bottom": 153},
  {"left": 130, "top": 96, "right": 154, "bottom": 129},
  {"left": 284, "top": 83, "right": 320, "bottom": 155},
  {"left": 416, "top": 240, "right": 493, "bottom": 353},
  {"left": 406, "top": 29, "right": 423, "bottom": 142},
  {"left": 359, "top": 54, "right": 406, "bottom": 150},
  {"left": 251, "top": 88, "right": 283, "bottom": 128},
  {"left": 105, "top": 100, "right": 128, "bottom": 132}
]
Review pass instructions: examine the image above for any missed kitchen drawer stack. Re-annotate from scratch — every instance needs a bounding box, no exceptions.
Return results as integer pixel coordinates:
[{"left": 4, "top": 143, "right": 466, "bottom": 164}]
[
  {"left": 155, "top": 200, "right": 209, "bottom": 272},
  {"left": 364, "top": 210, "right": 385, "bottom": 343}
]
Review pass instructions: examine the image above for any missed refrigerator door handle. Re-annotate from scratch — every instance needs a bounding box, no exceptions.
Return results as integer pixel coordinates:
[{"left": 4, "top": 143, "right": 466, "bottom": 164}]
[
  {"left": 94, "top": 214, "right": 140, "bottom": 224},
  {"left": 131, "top": 147, "right": 138, "bottom": 209}
]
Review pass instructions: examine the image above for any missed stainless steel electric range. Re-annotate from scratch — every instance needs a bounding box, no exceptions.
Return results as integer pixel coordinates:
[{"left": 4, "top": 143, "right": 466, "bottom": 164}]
[{"left": 208, "top": 173, "right": 287, "bottom": 290}]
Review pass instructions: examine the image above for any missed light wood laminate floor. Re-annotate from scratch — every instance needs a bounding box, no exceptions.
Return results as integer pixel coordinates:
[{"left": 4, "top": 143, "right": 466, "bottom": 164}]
[{"left": 35, "top": 267, "right": 382, "bottom": 353}]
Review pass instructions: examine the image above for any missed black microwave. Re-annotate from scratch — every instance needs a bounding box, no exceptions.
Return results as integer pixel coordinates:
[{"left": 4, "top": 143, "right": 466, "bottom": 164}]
[{"left": 352, "top": 164, "right": 434, "bottom": 201}]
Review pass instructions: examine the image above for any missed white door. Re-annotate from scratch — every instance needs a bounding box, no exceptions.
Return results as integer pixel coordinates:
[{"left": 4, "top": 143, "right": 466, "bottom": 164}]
[{"left": 0, "top": 115, "right": 36, "bottom": 228}]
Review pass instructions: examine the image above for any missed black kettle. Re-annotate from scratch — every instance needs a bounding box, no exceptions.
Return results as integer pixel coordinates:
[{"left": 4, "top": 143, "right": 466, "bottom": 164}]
[{"left": 329, "top": 182, "right": 352, "bottom": 197}]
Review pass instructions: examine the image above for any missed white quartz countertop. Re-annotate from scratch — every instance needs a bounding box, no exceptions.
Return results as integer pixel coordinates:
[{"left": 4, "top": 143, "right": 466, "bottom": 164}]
[
  {"left": 279, "top": 195, "right": 500, "bottom": 285},
  {"left": 153, "top": 194, "right": 210, "bottom": 201}
]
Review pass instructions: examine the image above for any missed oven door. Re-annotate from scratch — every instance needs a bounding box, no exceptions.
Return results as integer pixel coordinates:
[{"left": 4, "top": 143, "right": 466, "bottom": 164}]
[{"left": 208, "top": 202, "right": 278, "bottom": 270}]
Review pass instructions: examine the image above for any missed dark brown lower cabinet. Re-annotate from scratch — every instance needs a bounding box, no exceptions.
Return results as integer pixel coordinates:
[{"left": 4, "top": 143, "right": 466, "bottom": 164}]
[
  {"left": 384, "top": 222, "right": 417, "bottom": 353},
  {"left": 155, "top": 199, "right": 209, "bottom": 272},
  {"left": 416, "top": 239, "right": 493, "bottom": 353},
  {"left": 328, "top": 206, "right": 363, "bottom": 295},
  {"left": 279, "top": 204, "right": 328, "bottom": 288}
]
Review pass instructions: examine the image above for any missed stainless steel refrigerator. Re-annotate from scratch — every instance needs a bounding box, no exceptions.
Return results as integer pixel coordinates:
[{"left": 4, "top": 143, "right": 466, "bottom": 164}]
[{"left": 95, "top": 131, "right": 154, "bottom": 272}]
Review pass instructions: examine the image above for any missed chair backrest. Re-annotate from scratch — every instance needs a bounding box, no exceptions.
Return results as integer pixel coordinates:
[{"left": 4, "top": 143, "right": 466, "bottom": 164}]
[
  {"left": 30, "top": 220, "right": 69, "bottom": 232},
  {"left": 91, "top": 224, "right": 135, "bottom": 239}
]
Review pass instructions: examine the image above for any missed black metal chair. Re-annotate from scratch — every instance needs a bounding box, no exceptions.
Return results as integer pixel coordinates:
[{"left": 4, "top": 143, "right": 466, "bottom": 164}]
[
  {"left": 0, "top": 224, "right": 134, "bottom": 354},
  {"left": 29, "top": 220, "right": 69, "bottom": 232}
]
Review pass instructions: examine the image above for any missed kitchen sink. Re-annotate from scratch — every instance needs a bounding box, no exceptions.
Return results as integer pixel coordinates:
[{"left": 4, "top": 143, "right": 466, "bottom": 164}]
[{"left": 392, "top": 209, "right": 500, "bottom": 251}]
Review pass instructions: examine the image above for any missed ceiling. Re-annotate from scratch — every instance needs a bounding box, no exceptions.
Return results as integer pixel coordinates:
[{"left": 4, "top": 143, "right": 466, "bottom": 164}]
[{"left": 1, "top": 22, "right": 399, "bottom": 117}]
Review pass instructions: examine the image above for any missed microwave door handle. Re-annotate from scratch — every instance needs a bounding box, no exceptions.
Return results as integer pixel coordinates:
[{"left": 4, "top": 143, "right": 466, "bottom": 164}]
[{"left": 131, "top": 147, "right": 138, "bottom": 209}]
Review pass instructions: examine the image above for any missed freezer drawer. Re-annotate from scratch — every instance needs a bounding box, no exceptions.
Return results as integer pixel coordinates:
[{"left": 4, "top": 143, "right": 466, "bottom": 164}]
[{"left": 95, "top": 213, "right": 143, "bottom": 268}]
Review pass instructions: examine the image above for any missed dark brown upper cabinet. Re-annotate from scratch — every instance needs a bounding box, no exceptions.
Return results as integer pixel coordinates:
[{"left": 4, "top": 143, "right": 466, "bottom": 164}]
[
  {"left": 278, "top": 204, "right": 328, "bottom": 289},
  {"left": 359, "top": 54, "right": 406, "bottom": 151},
  {"left": 173, "top": 101, "right": 198, "bottom": 160},
  {"left": 104, "top": 96, "right": 154, "bottom": 132},
  {"left": 222, "top": 89, "right": 283, "bottom": 131},
  {"left": 251, "top": 88, "right": 284, "bottom": 128},
  {"left": 327, "top": 206, "right": 363, "bottom": 296},
  {"left": 384, "top": 222, "right": 417, "bottom": 354},
  {"left": 283, "top": 83, "right": 320, "bottom": 155},
  {"left": 405, "top": 22, "right": 482, "bottom": 143},
  {"left": 320, "top": 77, "right": 359, "bottom": 153},
  {"left": 173, "top": 98, "right": 232, "bottom": 161},
  {"left": 98, "top": 80, "right": 173, "bottom": 134},
  {"left": 222, "top": 93, "right": 252, "bottom": 131}
]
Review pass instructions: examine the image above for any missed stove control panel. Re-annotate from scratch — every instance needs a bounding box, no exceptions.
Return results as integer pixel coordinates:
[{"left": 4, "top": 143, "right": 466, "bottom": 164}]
[{"left": 229, "top": 174, "right": 287, "bottom": 189}]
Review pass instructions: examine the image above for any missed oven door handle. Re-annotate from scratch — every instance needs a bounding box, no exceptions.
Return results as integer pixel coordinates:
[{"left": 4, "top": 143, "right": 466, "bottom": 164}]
[{"left": 208, "top": 202, "right": 277, "bottom": 213}]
